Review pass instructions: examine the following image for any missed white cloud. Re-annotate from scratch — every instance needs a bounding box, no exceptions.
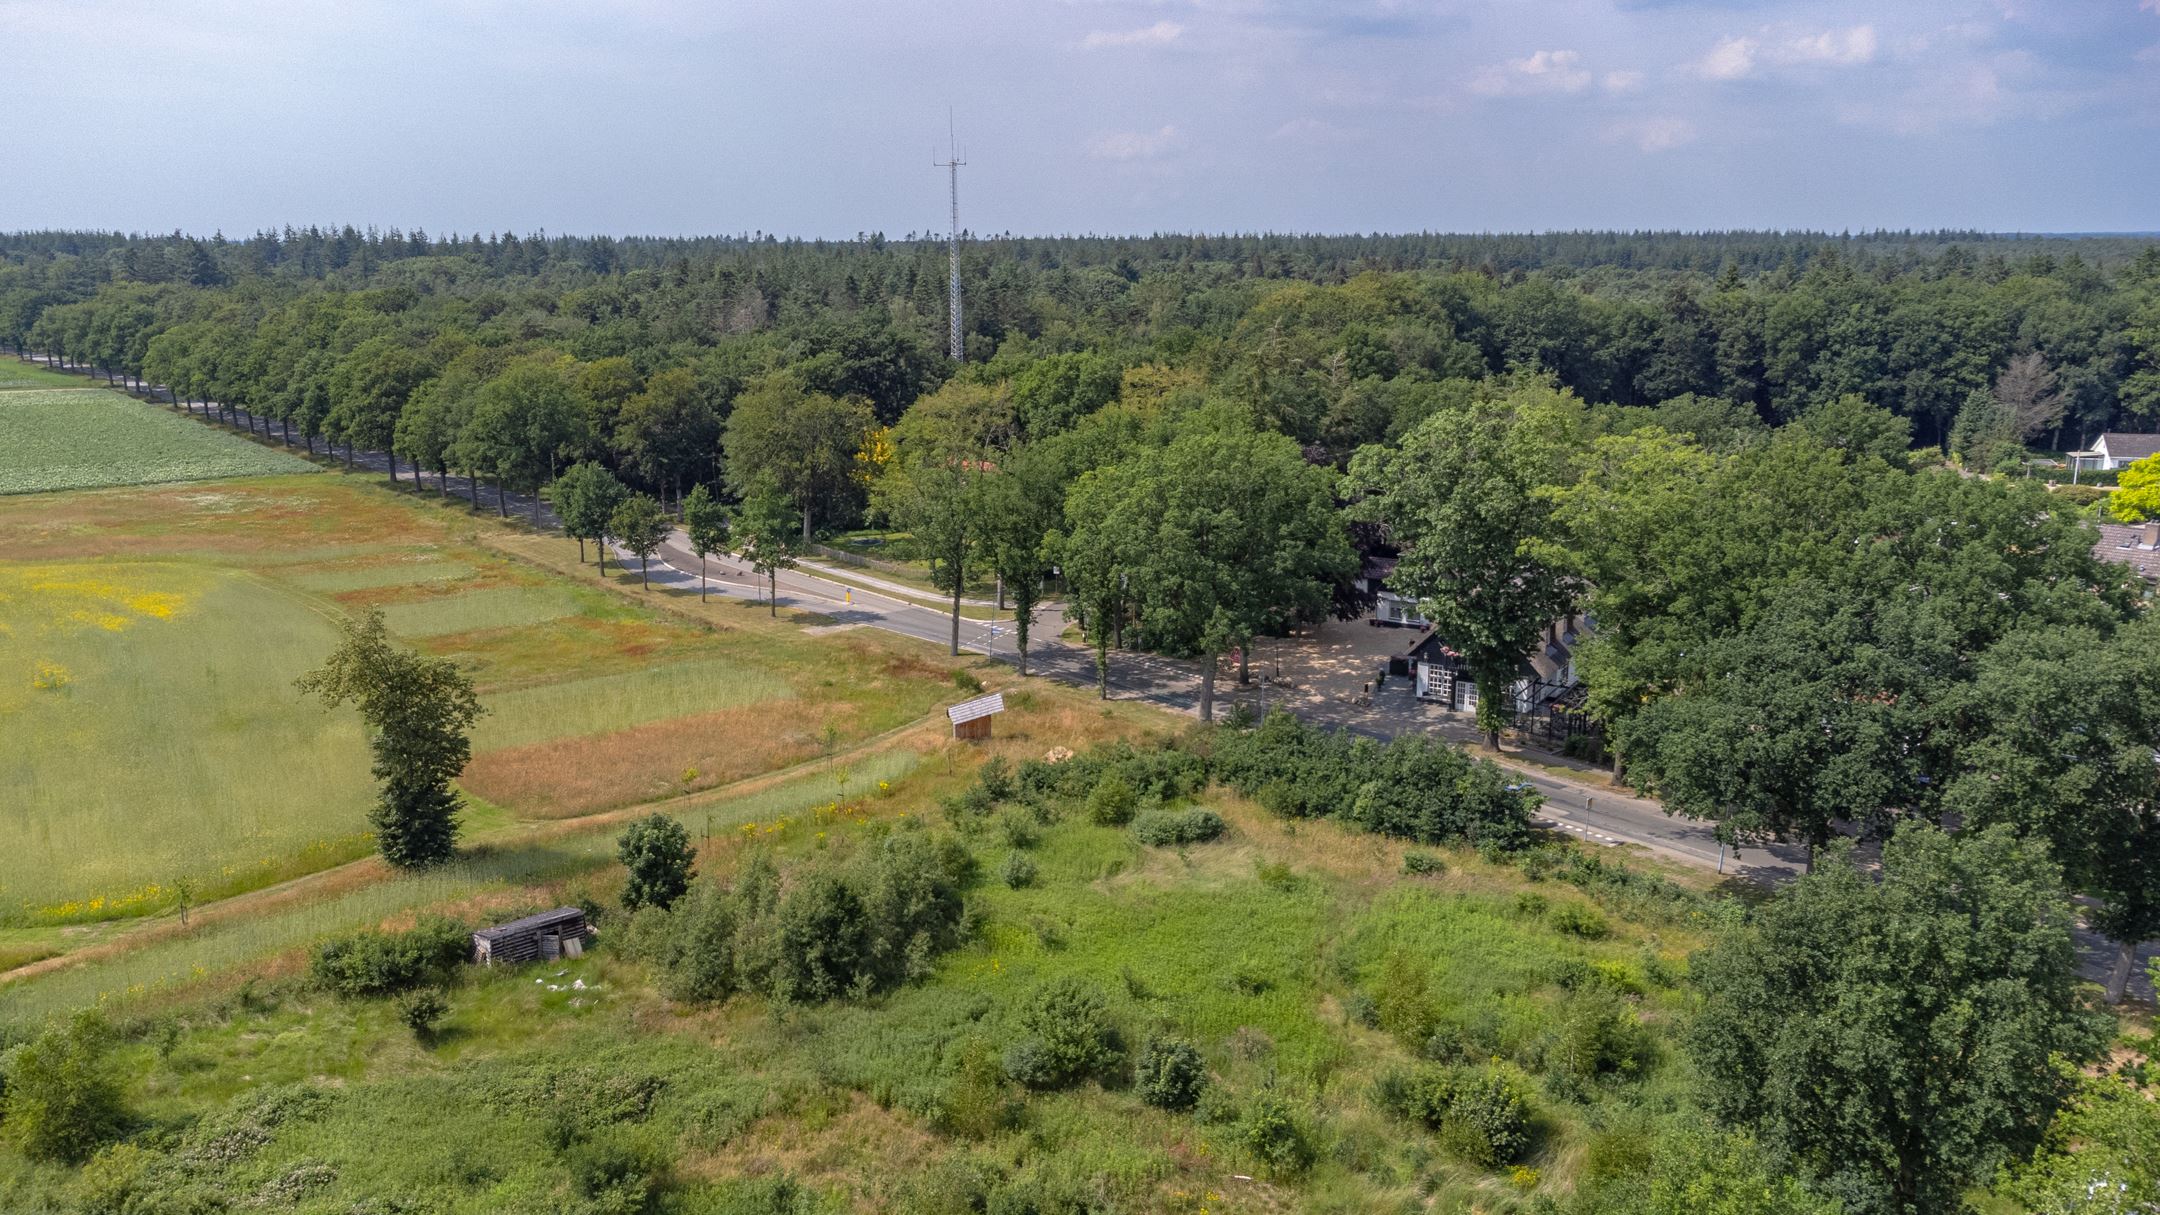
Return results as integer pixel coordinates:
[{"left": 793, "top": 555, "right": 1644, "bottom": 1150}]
[
  {"left": 1611, "top": 116, "right": 1698, "bottom": 152},
  {"left": 1469, "top": 48, "right": 1592, "bottom": 96},
  {"left": 1087, "top": 125, "right": 1183, "bottom": 160},
  {"left": 1080, "top": 20, "right": 1182, "bottom": 50},
  {"left": 1602, "top": 69, "right": 1645, "bottom": 93},
  {"left": 2139, "top": 42, "right": 2160, "bottom": 63},
  {"left": 1697, "top": 36, "right": 1758, "bottom": 80},
  {"left": 1784, "top": 25, "right": 1876, "bottom": 66},
  {"left": 1270, "top": 116, "right": 1361, "bottom": 141},
  {"left": 1696, "top": 24, "right": 1877, "bottom": 80}
]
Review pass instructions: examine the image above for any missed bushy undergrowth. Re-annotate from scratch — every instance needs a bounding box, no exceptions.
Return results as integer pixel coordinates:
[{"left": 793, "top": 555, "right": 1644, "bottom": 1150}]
[
  {"left": 625, "top": 827, "right": 975, "bottom": 1006},
  {"left": 1214, "top": 712, "right": 1536, "bottom": 847},
  {"left": 1376, "top": 1062, "right": 1534, "bottom": 1167},
  {"left": 308, "top": 915, "right": 469, "bottom": 998},
  {"left": 1130, "top": 808, "right": 1224, "bottom": 846}
]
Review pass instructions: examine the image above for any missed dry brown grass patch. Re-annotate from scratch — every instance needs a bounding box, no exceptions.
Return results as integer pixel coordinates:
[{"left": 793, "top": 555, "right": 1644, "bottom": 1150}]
[
  {"left": 461, "top": 704, "right": 857, "bottom": 819},
  {"left": 680, "top": 1092, "right": 942, "bottom": 1208}
]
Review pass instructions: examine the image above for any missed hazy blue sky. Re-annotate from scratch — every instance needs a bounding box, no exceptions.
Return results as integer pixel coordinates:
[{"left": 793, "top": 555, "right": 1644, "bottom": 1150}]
[{"left": 4, "top": 0, "right": 2155, "bottom": 237}]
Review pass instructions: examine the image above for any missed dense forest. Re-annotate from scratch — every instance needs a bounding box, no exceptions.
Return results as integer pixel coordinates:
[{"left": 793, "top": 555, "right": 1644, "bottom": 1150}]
[{"left": 6, "top": 228, "right": 2160, "bottom": 472}]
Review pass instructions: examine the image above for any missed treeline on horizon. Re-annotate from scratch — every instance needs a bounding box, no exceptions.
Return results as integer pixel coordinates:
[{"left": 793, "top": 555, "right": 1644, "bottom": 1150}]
[{"left": 6, "top": 228, "right": 2159, "bottom": 471}]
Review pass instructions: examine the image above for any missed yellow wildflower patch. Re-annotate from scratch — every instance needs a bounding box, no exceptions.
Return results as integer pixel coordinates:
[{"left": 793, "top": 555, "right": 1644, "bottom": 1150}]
[{"left": 0, "top": 563, "right": 199, "bottom": 636}]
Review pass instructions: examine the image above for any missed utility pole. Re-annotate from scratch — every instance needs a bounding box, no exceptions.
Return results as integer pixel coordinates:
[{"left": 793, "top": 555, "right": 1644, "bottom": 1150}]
[{"left": 934, "top": 114, "right": 965, "bottom": 362}]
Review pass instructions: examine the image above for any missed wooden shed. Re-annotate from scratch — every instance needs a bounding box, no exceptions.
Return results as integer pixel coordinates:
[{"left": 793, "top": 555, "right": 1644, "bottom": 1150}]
[
  {"left": 472, "top": 906, "right": 592, "bottom": 966},
  {"left": 947, "top": 692, "right": 1005, "bottom": 741}
]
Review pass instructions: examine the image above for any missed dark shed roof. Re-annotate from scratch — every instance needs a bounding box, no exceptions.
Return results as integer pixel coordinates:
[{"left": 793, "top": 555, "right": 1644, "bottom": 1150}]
[{"left": 473, "top": 906, "right": 587, "bottom": 944}]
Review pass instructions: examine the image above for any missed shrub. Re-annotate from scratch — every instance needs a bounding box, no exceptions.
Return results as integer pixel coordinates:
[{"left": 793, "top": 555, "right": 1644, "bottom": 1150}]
[
  {"left": 567, "top": 1130, "right": 666, "bottom": 1213},
  {"left": 617, "top": 814, "right": 696, "bottom": 912},
  {"left": 1544, "top": 987, "right": 1649, "bottom": 1082},
  {"left": 1401, "top": 850, "right": 1445, "bottom": 875},
  {"left": 398, "top": 989, "right": 449, "bottom": 1040},
  {"left": 2, "top": 1012, "right": 128, "bottom": 1164},
  {"left": 1134, "top": 1035, "right": 1208, "bottom": 1112},
  {"left": 935, "top": 1039, "right": 1024, "bottom": 1140},
  {"left": 1378, "top": 1063, "right": 1532, "bottom": 1167},
  {"left": 946, "top": 784, "right": 996, "bottom": 818},
  {"left": 1004, "top": 977, "right": 1124, "bottom": 1089},
  {"left": 997, "top": 810, "right": 1041, "bottom": 850},
  {"left": 999, "top": 852, "right": 1039, "bottom": 890},
  {"left": 1253, "top": 859, "right": 1299, "bottom": 891},
  {"left": 656, "top": 883, "right": 738, "bottom": 1003},
  {"left": 1240, "top": 1093, "right": 1316, "bottom": 1176},
  {"left": 771, "top": 873, "right": 872, "bottom": 1003},
  {"left": 1550, "top": 902, "right": 1610, "bottom": 939},
  {"left": 953, "top": 669, "right": 985, "bottom": 693},
  {"left": 1131, "top": 808, "right": 1226, "bottom": 846},
  {"left": 1215, "top": 711, "right": 1534, "bottom": 847},
  {"left": 309, "top": 915, "right": 468, "bottom": 998},
  {"left": 1085, "top": 772, "right": 1138, "bottom": 826},
  {"left": 1442, "top": 1068, "right": 1532, "bottom": 1166},
  {"left": 977, "top": 756, "right": 1015, "bottom": 801}
]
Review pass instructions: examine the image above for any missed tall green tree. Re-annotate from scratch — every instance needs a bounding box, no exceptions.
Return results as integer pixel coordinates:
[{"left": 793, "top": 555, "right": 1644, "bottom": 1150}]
[
  {"left": 327, "top": 335, "right": 432, "bottom": 485},
  {"left": 1064, "top": 424, "right": 1352, "bottom": 720},
  {"left": 723, "top": 375, "right": 875, "bottom": 542},
  {"left": 1350, "top": 382, "right": 1580, "bottom": 746},
  {"left": 1944, "top": 614, "right": 2160, "bottom": 1003},
  {"left": 462, "top": 358, "right": 595, "bottom": 524},
  {"left": 547, "top": 460, "right": 628, "bottom": 570},
  {"left": 734, "top": 486, "right": 803, "bottom": 617},
  {"left": 873, "top": 381, "right": 1013, "bottom": 656},
  {"left": 608, "top": 493, "right": 671, "bottom": 590},
  {"left": 681, "top": 483, "right": 730, "bottom": 602},
  {"left": 615, "top": 366, "right": 720, "bottom": 507},
  {"left": 1689, "top": 824, "right": 2103, "bottom": 1215},
  {"left": 297, "top": 609, "right": 485, "bottom": 868},
  {"left": 978, "top": 445, "right": 1064, "bottom": 676}
]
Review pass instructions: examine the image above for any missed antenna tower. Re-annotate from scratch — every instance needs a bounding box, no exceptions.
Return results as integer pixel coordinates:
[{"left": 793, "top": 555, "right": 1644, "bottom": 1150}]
[{"left": 934, "top": 116, "right": 965, "bottom": 362}]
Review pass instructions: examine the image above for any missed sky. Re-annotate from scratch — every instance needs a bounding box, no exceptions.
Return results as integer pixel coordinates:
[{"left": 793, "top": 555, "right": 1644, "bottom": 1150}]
[{"left": 3, "top": 0, "right": 2156, "bottom": 238}]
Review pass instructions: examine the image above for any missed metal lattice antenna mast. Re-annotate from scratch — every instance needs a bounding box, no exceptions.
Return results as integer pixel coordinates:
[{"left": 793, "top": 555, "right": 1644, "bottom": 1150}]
[{"left": 934, "top": 115, "right": 965, "bottom": 362}]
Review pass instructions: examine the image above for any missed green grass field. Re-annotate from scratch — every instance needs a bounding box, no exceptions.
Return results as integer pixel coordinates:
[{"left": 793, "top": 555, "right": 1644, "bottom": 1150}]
[
  {"left": 0, "top": 360, "right": 86, "bottom": 389},
  {"left": 376, "top": 583, "right": 588, "bottom": 637},
  {"left": 471, "top": 656, "right": 797, "bottom": 751},
  {"left": 0, "top": 474, "right": 968, "bottom": 929},
  {"left": 0, "top": 561, "right": 377, "bottom": 920},
  {"left": 0, "top": 387, "right": 319, "bottom": 495}
]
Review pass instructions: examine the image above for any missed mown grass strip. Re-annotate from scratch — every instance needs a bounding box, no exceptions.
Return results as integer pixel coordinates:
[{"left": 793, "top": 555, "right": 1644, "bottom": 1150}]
[
  {"left": 378, "top": 585, "right": 586, "bottom": 637},
  {"left": 472, "top": 656, "right": 797, "bottom": 751}
]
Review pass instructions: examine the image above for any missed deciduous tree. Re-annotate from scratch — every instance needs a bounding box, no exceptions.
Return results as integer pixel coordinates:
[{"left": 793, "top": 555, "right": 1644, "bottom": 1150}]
[
  {"left": 1689, "top": 824, "right": 2103, "bottom": 1215},
  {"left": 681, "top": 483, "right": 731, "bottom": 601},
  {"left": 1350, "top": 383, "right": 1579, "bottom": 746},
  {"left": 873, "top": 381, "right": 1013, "bottom": 655},
  {"left": 734, "top": 486, "right": 803, "bottom": 617},
  {"left": 297, "top": 609, "right": 484, "bottom": 868},
  {"left": 546, "top": 460, "right": 628, "bottom": 569},
  {"left": 723, "top": 375, "right": 874, "bottom": 542},
  {"left": 608, "top": 493, "right": 671, "bottom": 589}
]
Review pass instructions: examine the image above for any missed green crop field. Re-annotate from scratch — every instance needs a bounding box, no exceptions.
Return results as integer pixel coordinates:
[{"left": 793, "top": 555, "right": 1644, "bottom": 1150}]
[{"left": 0, "top": 387, "right": 318, "bottom": 494}]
